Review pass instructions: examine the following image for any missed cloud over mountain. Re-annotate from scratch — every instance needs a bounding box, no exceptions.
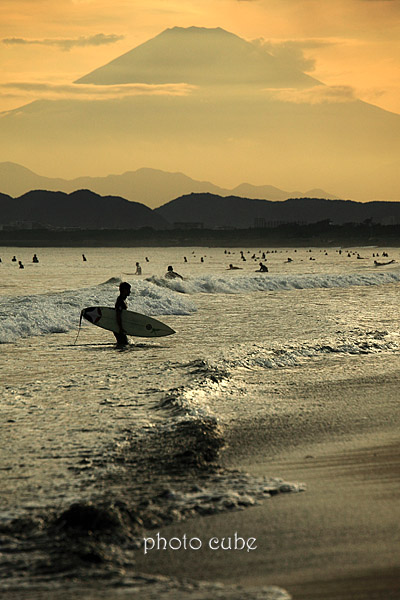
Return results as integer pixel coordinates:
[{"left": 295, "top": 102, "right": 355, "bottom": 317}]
[
  {"left": 0, "top": 82, "right": 194, "bottom": 103},
  {"left": 2, "top": 33, "right": 124, "bottom": 51},
  {"left": 265, "top": 84, "right": 356, "bottom": 104}
]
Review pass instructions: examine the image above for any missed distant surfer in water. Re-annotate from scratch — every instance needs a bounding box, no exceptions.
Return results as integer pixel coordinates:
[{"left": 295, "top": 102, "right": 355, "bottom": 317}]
[
  {"left": 135, "top": 262, "right": 142, "bottom": 275},
  {"left": 165, "top": 265, "right": 183, "bottom": 280},
  {"left": 256, "top": 262, "right": 268, "bottom": 272},
  {"left": 115, "top": 281, "right": 131, "bottom": 346}
]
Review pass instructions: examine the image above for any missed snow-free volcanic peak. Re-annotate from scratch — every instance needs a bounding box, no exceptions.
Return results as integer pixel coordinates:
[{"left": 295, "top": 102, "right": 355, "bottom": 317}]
[{"left": 75, "top": 26, "right": 318, "bottom": 88}]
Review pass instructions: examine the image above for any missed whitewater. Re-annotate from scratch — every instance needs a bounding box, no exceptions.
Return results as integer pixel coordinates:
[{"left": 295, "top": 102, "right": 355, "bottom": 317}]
[{"left": 1, "top": 244, "right": 399, "bottom": 599}]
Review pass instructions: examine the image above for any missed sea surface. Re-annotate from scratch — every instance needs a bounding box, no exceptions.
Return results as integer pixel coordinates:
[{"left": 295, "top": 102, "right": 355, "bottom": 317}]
[{"left": 1, "top": 245, "right": 400, "bottom": 599}]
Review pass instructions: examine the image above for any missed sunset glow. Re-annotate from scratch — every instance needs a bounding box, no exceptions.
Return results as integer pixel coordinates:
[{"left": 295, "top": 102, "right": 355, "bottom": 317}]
[
  {"left": 0, "top": 0, "right": 399, "bottom": 199},
  {"left": 1, "top": 0, "right": 399, "bottom": 113}
]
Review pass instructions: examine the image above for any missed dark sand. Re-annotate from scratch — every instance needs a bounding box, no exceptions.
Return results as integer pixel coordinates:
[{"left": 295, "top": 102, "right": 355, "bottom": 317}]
[
  {"left": 3, "top": 365, "right": 399, "bottom": 600},
  {"left": 134, "top": 373, "right": 400, "bottom": 600}
]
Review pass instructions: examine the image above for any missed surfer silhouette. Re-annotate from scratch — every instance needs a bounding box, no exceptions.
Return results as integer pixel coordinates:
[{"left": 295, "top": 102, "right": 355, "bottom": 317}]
[
  {"left": 115, "top": 281, "right": 131, "bottom": 346},
  {"left": 135, "top": 262, "right": 142, "bottom": 275},
  {"left": 165, "top": 265, "right": 183, "bottom": 280},
  {"left": 256, "top": 262, "right": 268, "bottom": 272}
]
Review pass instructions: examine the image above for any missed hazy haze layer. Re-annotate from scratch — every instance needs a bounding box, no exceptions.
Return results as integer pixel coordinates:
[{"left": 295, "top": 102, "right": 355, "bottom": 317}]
[{"left": 1, "top": 23, "right": 399, "bottom": 200}]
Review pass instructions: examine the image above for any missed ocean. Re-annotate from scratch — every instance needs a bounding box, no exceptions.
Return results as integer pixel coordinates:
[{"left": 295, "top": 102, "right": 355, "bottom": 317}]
[{"left": 1, "top": 245, "right": 399, "bottom": 599}]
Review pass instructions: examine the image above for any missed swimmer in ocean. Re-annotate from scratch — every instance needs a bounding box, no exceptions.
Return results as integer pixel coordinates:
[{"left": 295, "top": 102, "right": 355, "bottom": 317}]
[
  {"left": 165, "top": 265, "right": 183, "bottom": 280},
  {"left": 256, "top": 262, "right": 268, "bottom": 272}
]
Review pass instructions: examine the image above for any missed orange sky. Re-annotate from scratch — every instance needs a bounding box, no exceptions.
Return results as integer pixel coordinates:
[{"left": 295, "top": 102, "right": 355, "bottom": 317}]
[{"left": 1, "top": 0, "right": 399, "bottom": 114}]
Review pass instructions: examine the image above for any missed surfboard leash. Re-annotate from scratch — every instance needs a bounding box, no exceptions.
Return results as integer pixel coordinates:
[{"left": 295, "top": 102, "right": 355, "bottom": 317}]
[{"left": 74, "top": 310, "right": 84, "bottom": 345}]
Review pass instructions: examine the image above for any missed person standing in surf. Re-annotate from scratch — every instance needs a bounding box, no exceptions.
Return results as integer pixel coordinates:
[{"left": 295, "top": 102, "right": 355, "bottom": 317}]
[{"left": 115, "top": 282, "right": 131, "bottom": 346}]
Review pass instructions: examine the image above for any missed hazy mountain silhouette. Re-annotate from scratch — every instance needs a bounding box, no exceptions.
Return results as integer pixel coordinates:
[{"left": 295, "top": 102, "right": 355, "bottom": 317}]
[
  {"left": 0, "top": 189, "right": 168, "bottom": 229},
  {"left": 155, "top": 193, "right": 400, "bottom": 228},
  {"left": 230, "top": 183, "right": 337, "bottom": 201},
  {"left": 0, "top": 163, "right": 67, "bottom": 197},
  {"left": 1, "top": 27, "right": 399, "bottom": 201},
  {"left": 76, "top": 27, "right": 317, "bottom": 88},
  {"left": 1, "top": 188, "right": 399, "bottom": 230},
  {"left": 0, "top": 162, "right": 336, "bottom": 208}
]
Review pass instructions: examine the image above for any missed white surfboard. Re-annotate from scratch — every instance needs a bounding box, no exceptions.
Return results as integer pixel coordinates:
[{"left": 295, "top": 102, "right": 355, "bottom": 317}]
[{"left": 81, "top": 306, "right": 175, "bottom": 338}]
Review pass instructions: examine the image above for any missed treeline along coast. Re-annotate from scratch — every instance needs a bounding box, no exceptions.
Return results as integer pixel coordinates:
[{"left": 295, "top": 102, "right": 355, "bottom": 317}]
[{"left": 1, "top": 222, "right": 400, "bottom": 248}]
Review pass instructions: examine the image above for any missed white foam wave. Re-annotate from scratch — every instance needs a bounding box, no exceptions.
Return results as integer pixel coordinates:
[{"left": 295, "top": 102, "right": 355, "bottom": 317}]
[
  {"left": 144, "top": 468, "right": 305, "bottom": 518},
  {"left": 147, "top": 270, "right": 400, "bottom": 294},
  {"left": 152, "top": 331, "right": 398, "bottom": 424},
  {"left": 0, "top": 279, "right": 196, "bottom": 343},
  {"left": 158, "top": 378, "right": 230, "bottom": 420},
  {"left": 218, "top": 329, "right": 399, "bottom": 371}
]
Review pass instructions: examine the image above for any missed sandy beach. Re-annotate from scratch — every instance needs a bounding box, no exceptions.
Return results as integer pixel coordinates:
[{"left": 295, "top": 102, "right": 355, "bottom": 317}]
[
  {"left": 133, "top": 364, "right": 400, "bottom": 600},
  {"left": 4, "top": 421, "right": 399, "bottom": 600}
]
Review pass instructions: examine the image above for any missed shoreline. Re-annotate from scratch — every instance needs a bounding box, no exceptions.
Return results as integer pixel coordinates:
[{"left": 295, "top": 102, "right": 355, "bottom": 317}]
[
  {"left": 133, "top": 430, "right": 400, "bottom": 600},
  {"left": 1, "top": 312, "right": 399, "bottom": 598},
  {"left": 132, "top": 370, "right": 400, "bottom": 600},
  {"left": 3, "top": 428, "right": 398, "bottom": 600}
]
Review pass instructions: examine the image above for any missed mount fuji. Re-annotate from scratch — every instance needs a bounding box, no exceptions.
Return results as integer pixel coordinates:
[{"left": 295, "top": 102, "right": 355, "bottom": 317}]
[{"left": 1, "top": 26, "right": 399, "bottom": 201}]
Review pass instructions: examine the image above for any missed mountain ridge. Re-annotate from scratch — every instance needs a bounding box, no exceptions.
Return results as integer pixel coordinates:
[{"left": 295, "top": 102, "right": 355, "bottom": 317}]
[
  {"left": 0, "top": 162, "right": 338, "bottom": 208},
  {"left": 0, "top": 188, "right": 168, "bottom": 229},
  {"left": 155, "top": 193, "right": 400, "bottom": 228},
  {"left": 1, "top": 188, "right": 400, "bottom": 231}
]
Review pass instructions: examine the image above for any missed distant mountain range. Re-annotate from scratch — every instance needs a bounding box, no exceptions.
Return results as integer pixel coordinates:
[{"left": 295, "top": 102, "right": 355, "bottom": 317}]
[
  {"left": 1, "top": 26, "right": 399, "bottom": 201},
  {"left": 155, "top": 193, "right": 400, "bottom": 228},
  {"left": 0, "top": 162, "right": 337, "bottom": 208},
  {"left": 1, "top": 189, "right": 399, "bottom": 231},
  {"left": 0, "top": 189, "right": 168, "bottom": 230}
]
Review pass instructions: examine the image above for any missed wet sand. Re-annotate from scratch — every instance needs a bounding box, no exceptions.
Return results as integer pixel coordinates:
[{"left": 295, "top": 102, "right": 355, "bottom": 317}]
[
  {"left": 2, "top": 347, "right": 399, "bottom": 599},
  {"left": 134, "top": 375, "right": 400, "bottom": 600}
]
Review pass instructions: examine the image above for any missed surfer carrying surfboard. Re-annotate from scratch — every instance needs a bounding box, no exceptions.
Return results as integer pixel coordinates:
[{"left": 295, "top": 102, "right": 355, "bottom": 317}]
[{"left": 114, "top": 282, "right": 131, "bottom": 346}]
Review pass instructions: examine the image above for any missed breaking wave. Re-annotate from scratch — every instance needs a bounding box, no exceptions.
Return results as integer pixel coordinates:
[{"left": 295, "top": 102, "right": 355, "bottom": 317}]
[
  {"left": 214, "top": 328, "right": 400, "bottom": 371},
  {"left": 147, "top": 270, "right": 400, "bottom": 294},
  {"left": 0, "top": 277, "right": 196, "bottom": 343}
]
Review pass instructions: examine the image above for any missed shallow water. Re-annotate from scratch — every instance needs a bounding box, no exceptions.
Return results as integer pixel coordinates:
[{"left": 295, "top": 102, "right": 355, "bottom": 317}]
[{"left": 1, "top": 245, "right": 399, "bottom": 597}]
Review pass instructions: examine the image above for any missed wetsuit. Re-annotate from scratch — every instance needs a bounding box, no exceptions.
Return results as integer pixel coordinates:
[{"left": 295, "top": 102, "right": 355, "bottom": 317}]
[{"left": 114, "top": 295, "right": 128, "bottom": 345}]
